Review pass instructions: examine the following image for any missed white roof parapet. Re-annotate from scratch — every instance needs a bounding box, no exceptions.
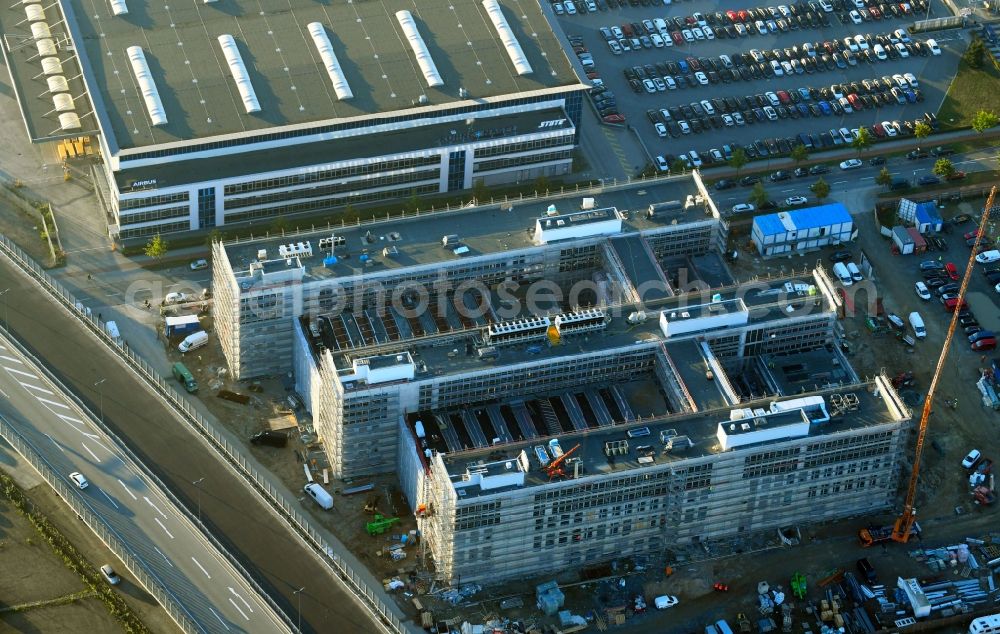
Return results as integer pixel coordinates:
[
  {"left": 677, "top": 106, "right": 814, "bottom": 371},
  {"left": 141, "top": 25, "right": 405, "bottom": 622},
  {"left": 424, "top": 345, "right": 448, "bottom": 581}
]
[
  {"left": 306, "top": 22, "right": 353, "bottom": 101},
  {"left": 126, "top": 46, "right": 168, "bottom": 126},
  {"left": 217, "top": 35, "right": 261, "bottom": 114},
  {"left": 481, "top": 0, "right": 533, "bottom": 76},
  {"left": 109, "top": 0, "right": 127, "bottom": 16},
  {"left": 394, "top": 10, "right": 444, "bottom": 88}
]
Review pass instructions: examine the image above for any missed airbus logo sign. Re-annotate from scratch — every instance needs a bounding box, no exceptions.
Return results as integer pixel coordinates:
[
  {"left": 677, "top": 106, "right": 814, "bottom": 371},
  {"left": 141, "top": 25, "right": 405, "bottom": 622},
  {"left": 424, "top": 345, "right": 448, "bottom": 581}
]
[{"left": 538, "top": 119, "right": 566, "bottom": 129}]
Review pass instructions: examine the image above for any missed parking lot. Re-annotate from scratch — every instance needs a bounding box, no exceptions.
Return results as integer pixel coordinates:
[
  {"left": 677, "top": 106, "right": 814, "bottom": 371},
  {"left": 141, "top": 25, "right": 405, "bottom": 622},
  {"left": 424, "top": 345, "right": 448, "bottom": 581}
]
[{"left": 557, "top": 0, "right": 965, "bottom": 169}]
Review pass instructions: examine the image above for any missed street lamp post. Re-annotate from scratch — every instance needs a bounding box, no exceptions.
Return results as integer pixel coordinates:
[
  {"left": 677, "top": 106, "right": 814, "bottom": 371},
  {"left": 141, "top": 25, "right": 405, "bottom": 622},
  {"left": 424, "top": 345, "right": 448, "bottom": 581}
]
[
  {"left": 0, "top": 288, "right": 10, "bottom": 330},
  {"left": 93, "top": 378, "right": 106, "bottom": 423},
  {"left": 192, "top": 477, "right": 205, "bottom": 523},
  {"left": 293, "top": 587, "right": 306, "bottom": 633}
]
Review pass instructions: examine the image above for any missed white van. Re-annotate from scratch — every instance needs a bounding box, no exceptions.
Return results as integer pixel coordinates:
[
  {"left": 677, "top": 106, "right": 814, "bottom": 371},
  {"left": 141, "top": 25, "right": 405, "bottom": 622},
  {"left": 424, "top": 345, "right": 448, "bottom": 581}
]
[
  {"left": 832, "top": 262, "right": 853, "bottom": 286},
  {"left": 105, "top": 321, "right": 121, "bottom": 339},
  {"left": 908, "top": 312, "right": 926, "bottom": 339},
  {"left": 846, "top": 262, "right": 863, "bottom": 281},
  {"left": 178, "top": 330, "right": 208, "bottom": 353},
  {"left": 303, "top": 483, "right": 334, "bottom": 510}
]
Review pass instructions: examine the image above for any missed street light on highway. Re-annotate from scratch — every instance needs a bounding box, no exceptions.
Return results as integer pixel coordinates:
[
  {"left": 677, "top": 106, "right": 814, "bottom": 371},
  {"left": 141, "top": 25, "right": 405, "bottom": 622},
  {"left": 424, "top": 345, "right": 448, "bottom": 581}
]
[
  {"left": 192, "top": 477, "right": 206, "bottom": 523},
  {"left": 293, "top": 586, "right": 306, "bottom": 633},
  {"left": 93, "top": 378, "right": 106, "bottom": 423}
]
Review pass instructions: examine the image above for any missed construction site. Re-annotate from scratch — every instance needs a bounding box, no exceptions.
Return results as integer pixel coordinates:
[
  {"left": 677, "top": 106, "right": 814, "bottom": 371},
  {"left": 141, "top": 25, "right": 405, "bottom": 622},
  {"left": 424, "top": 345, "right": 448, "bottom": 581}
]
[{"left": 200, "top": 177, "right": 1000, "bottom": 633}]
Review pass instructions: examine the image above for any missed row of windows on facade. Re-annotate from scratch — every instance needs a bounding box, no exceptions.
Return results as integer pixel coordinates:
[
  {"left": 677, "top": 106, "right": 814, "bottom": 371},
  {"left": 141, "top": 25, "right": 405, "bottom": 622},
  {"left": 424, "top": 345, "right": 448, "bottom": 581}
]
[
  {"left": 224, "top": 183, "right": 440, "bottom": 226},
  {"left": 224, "top": 171, "right": 438, "bottom": 211},
  {"left": 122, "top": 93, "right": 581, "bottom": 162},
  {"left": 473, "top": 150, "right": 573, "bottom": 174},
  {"left": 118, "top": 220, "right": 189, "bottom": 239},
  {"left": 223, "top": 156, "right": 441, "bottom": 196}
]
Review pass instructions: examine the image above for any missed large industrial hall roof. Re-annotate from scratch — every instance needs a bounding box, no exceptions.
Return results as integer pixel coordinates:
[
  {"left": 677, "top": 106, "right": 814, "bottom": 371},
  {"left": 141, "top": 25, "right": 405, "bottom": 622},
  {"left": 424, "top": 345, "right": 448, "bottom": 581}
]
[{"left": 55, "top": 0, "right": 580, "bottom": 151}]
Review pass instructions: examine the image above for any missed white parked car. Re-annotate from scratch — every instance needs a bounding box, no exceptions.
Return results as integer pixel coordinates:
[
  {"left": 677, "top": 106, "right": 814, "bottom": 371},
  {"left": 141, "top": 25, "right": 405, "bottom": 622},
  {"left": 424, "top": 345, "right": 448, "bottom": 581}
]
[
  {"left": 655, "top": 122, "right": 667, "bottom": 137},
  {"left": 70, "top": 472, "right": 89, "bottom": 489},
  {"left": 784, "top": 196, "right": 808, "bottom": 206},
  {"left": 914, "top": 281, "right": 931, "bottom": 300},
  {"left": 164, "top": 291, "right": 190, "bottom": 304},
  {"left": 100, "top": 564, "right": 122, "bottom": 585},
  {"left": 732, "top": 203, "right": 756, "bottom": 214},
  {"left": 655, "top": 155, "right": 669, "bottom": 172},
  {"left": 694, "top": 71, "right": 709, "bottom": 85},
  {"left": 654, "top": 595, "right": 679, "bottom": 610},
  {"left": 903, "top": 72, "right": 918, "bottom": 87},
  {"left": 839, "top": 159, "right": 863, "bottom": 170},
  {"left": 881, "top": 121, "right": 898, "bottom": 137},
  {"left": 926, "top": 38, "right": 942, "bottom": 55},
  {"left": 849, "top": 10, "right": 863, "bottom": 23},
  {"left": 962, "top": 449, "right": 982, "bottom": 469},
  {"left": 190, "top": 259, "right": 209, "bottom": 271},
  {"left": 975, "top": 250, "right": 1000, "bottom": 264}
]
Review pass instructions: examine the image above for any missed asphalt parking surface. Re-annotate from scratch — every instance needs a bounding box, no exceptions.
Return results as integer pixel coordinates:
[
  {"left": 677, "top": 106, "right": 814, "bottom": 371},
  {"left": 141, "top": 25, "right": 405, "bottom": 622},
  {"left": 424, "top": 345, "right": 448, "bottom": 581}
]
[{"left": 557, "top": 0, "right": 964, "bottom": 166}]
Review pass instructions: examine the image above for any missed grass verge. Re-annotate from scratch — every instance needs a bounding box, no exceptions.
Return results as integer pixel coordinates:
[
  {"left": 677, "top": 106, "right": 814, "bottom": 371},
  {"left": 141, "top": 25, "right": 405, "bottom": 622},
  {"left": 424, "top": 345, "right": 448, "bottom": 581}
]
[
  {"left": 937, "top": 58, "right": 1000, "bottom": 131},
  {"left": 0, "top": 473, "right": 150, "bottom": 633}
]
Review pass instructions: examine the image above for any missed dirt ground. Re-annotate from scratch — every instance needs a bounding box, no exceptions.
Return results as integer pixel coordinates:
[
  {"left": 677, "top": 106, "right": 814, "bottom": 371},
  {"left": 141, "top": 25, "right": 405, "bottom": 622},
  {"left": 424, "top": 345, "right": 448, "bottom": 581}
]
[
  {"left": 0, "top": 479, "right": 177, "bottom": 633},
  {"left": 172, "top": 332, "right": 424, "bottom": 586}
]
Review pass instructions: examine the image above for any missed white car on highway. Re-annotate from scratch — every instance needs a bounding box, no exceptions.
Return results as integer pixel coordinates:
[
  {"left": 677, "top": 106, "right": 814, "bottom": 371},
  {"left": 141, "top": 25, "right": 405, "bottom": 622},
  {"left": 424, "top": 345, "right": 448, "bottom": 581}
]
[
  {"left": 70, "top": 472, "right": 89, "bottom": 489},
  {"left": 839, "top": 159, "right": 863, "bottom": 170}
]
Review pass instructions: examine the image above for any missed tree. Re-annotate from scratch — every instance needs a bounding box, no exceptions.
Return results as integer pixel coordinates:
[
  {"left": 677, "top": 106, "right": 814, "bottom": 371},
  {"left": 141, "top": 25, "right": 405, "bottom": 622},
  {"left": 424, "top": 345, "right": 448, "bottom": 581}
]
[
  {"left": 972, "top": 110, "right": 999, "bottom": 134},
  {"left": 144, "top": 233, "right": 168, "bottom": 259},
  {"left": 748, "top": 182, "right": 769, "bottom": 209},
  {"left": 534, "top": 175, "right": 551, "bottom": 194},
  {"left": 810, "top": 177, "right": 830, "bottom": 201},
  {"left": 913, "top": 121, "right": 932, "bottom": 142},
  {"left": 729, "top": 147, "right": 748, "bottom": 177},
  {"left": 790, "top": 143, "right": 810, "bottom": 165},
  {"left": 472, "top": 179, "right": 489, "bottom": 204},
  {"left": 670, "top": 158, "right": 688, "bottom": 174},
  {"left": 963, "top": 37, "right": 986, "bottom": 69},
  {"left": 851, "top": 127, "right": 872, "bottom": 158},
  {"left": 933, "top": 158, "right": 955, "bottom": 180},
  {"left": 875, "top": 167, "right": 893, "bottom": 190}
]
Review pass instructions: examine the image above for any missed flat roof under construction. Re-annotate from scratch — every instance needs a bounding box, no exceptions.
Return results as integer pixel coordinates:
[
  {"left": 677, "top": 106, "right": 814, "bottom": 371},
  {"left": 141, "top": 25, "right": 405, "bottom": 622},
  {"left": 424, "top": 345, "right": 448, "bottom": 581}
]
[{"left": 441, "top": 381, "right": 902, "bottom": 498}]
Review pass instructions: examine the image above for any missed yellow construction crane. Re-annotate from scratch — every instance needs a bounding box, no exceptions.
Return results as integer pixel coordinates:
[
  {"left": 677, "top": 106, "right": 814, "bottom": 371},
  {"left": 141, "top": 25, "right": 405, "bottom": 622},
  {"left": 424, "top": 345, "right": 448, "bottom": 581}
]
[{"left": 860, "top": 186, "right": 996, "bottom": 547}]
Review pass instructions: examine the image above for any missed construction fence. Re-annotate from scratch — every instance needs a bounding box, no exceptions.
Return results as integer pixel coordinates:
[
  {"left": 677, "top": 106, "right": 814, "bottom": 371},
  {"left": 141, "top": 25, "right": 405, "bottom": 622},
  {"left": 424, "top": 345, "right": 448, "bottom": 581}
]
[{"left": 0, "top": 234, "right": 411, "bottom": 634}]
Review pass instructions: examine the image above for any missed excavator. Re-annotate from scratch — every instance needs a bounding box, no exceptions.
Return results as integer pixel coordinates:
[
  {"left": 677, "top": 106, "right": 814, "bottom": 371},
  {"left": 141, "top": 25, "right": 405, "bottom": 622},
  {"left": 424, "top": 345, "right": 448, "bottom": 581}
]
[
  {"left": 859, "top": 187, "right": 995, "bottom": 548},
  {"left": 545, "top": 443, "right": 581, "bottom": 480}
]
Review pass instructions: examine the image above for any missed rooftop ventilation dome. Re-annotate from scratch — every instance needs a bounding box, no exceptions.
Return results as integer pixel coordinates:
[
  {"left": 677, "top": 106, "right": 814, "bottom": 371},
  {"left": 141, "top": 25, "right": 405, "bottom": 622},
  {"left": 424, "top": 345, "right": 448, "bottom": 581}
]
[
  {"left": 481, "top": 0, "right": 533, "bottom": 75},
  {"left": 306, "top": 23, "right": 353, "bottom": 100},
  {"left": 395, "top": 10, "right": 444, "bottom": 88},
  {"left": 217, "top": 35, "right": 261, "bottom": 113},
  {"left": 126, "top": 46, "right": 168, "bottom": 126}
]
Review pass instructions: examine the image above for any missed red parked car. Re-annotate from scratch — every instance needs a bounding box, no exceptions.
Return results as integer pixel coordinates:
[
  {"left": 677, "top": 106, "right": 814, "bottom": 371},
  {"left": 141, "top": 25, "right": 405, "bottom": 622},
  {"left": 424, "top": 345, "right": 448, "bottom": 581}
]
[
  {"left": 972, "top": 338, "right": 997, "bottom": 352},
  {"left": 602, "top": 114, "right": 626, "bottom": 124},
  {"left": 945, "top": 262, "right": 959, "bottom": 281},
  {"left": 944, "top": 297, "right": 967, "bottom": 312}
]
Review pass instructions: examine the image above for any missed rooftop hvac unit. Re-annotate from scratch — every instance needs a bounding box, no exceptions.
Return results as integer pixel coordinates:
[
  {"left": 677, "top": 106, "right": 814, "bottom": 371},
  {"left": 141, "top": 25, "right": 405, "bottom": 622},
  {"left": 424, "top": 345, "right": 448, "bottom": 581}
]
[
  {"left": 45, "top": 75, "right": 68, "bottom": 93},
  {"left": 52, "top": 93, "right": 74, "bottom": 112},
  {"left": 30, "top": 22, "right": 51, "bottom": 40},
  {"left": 57, "top": 112, "right": 81, "bottom": 130},
  {"left": 41, "top": 56, "right": 63, "bottom": 75},
  {"left": 24, "top": 4, "right": 45, "bottom": 22},
  {"left": 36, "top": 38, "right": 56, "bottom": 57}
]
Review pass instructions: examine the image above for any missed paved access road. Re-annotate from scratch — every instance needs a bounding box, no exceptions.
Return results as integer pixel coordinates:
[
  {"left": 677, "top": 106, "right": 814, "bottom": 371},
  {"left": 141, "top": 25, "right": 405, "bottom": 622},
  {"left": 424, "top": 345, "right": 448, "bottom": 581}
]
[
  {"left": 0, "top": 332, "right": 289, "bottom": 633},
  {"left": 0, "top": 257, "right": 398, "bottom": 634}
]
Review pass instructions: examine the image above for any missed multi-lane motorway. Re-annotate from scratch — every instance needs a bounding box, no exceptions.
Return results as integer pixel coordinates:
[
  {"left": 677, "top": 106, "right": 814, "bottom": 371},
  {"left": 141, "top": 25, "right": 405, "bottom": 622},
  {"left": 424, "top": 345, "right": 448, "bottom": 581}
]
[
  {"left": 0, "top": 257, "right": 400, "bottom": 632},
  {"left": 0, "top": 331, "right": 289, "bottom": 633}
]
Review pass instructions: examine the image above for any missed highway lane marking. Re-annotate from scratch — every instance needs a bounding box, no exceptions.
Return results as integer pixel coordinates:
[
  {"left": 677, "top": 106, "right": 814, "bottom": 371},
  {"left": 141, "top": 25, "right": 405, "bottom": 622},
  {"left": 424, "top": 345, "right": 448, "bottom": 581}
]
[
  {"left": 81, "top": 443, "right": 100, "bottom": 461},
  {"left": 0, "top": 386, "right": 7, "bottom": 398},
  {"left": 144, "top": 496, "right": 168, "bottom": 519},
  {"left": 5, "top": 367, "right": 38, "bottom": 379},
  {"left": 44, "top": 433, "right": 65, "bottom": 453},
  {"left": 228, "top": 598, "right": 249, "bottom": 621},
  {"left": 861, "top": 176, "right": 874, "bottom": 180},
  {"left": 118, "top": 479, "right": 137, "bottom": 500},
  {"left": 58, "top": 414, "right": 85, "bottom": 425},
  {"left": 229, "top": 587, "right": 254, "bottom": 613},
  {"left": 832, "top": 180, "right": 847, "bottom": 185},
  {"left": 0, "top": 355, "right": 23, "bottom": 364},
  {"left": 19, "top": 381, "right": 53, "bottom": 395},
  {"left": 100, "top": 489, "right": 119, "bottom": 510},
  {"left": 209, "top": 608, "right": 231, "bottom": 632},
  {"left": 153, "top": 546, "right": 174, "bottom": 567},
  {"left": 154, "top": 517, "right": 174, "bottom": 539},
  {"left": 191, "top": 556, "right": 211, "bottom": 579},
  {"left": 36, "top": 397, "right": 70, "bottom": 410}
]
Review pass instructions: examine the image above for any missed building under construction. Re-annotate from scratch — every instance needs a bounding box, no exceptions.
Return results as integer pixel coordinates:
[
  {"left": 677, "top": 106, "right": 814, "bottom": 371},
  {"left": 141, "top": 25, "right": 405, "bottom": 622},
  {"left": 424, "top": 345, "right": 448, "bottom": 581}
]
[{"left": 211, "top": 175, "right": 909, "bottom": 584}]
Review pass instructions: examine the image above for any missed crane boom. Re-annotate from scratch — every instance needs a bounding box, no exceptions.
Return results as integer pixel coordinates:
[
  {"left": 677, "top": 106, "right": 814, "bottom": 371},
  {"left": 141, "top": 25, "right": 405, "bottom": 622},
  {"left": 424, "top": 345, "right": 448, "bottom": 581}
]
[{"left": 891, "top": 186, "right": 995, "bottom": 543}]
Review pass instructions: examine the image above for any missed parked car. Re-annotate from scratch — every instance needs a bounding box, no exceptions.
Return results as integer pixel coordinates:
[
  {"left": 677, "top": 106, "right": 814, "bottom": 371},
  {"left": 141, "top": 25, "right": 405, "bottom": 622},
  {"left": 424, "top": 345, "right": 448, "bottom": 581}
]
[
  {"left": 829, "top": 250, "right": 852, "bottom": 263},
  {"left": 190, "top": 259, "right": 209, "bottom": 271},
  {"left": 732, "top": 203, "right": 756, "bottom": 214},
  {"left": 839, "top": 159, "right": 863, "bottom": 170},
  {"left": 976, "top": 250, "right": 1000, "bottom": 264},
  {"left": 914, "top": 281, "right": 931, "bottom": 300},
  {"left": 100, "top": 564, "right": 121, "bottom": 585}
]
